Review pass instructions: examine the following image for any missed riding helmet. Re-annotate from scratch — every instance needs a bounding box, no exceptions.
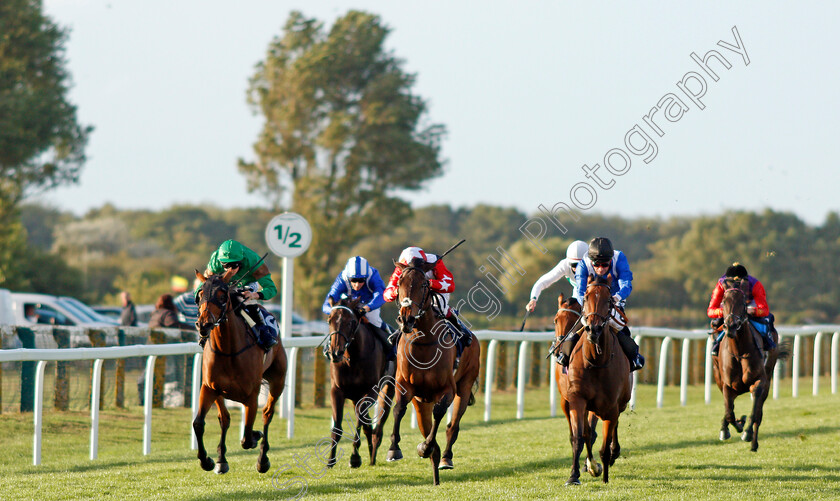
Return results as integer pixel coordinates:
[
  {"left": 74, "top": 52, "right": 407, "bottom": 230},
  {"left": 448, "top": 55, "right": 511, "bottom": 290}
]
[
  {"left": 587, "top": 237, "right": 614, "bottom": 262},
  {"left": 217, "top": 240, "right": 244, "bottom": 263},
  {"left": 565, "top": 240, "right": 589, "bottom": 262},
  {"left": 725, "top": 262, "right": 748, "bottom": 279},
  {"left": 344, "top": 256, "right": 370, "bottom": 279}
]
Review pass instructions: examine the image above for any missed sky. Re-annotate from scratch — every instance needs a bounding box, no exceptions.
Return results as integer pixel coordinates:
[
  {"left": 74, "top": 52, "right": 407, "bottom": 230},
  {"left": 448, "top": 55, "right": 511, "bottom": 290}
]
[{"left": 37, "top": 1, "right": 840, "bottom": 225}]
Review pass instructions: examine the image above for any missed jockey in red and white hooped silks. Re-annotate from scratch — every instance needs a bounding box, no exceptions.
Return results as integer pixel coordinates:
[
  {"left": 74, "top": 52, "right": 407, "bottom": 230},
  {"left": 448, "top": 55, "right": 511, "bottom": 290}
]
[{"left": 383, "top": 246, "right": 472, "bottom": 364}]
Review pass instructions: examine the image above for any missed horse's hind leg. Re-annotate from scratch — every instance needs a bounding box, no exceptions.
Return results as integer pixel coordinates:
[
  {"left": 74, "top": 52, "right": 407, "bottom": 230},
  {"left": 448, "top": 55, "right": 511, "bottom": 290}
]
[
  {"left": 256, "top": 375, "right": 283, "bottom": 473},
  {"left": 240, "top": 392, "right": 262, "bottom": 450},
  {"left": 193, "top": 385, "right": 217, "bottom": 472},
  {"left": 213, "top": 396, "right": 231, "bottom": 474}
]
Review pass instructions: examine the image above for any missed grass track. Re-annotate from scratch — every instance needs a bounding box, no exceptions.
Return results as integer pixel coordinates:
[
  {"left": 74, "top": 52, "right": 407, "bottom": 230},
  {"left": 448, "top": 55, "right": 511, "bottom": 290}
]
[{"left": 1, "top": 380, "right": 839, "bottom": 500}]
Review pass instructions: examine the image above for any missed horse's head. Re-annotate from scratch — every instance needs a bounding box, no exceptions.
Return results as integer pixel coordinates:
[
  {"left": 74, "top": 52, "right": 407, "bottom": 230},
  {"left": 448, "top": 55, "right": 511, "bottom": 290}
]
[
  {"left": 395, "top": 257, "right": 434, "bottom": 334},
  {"left": 553, "top": 293, "right": 582, "bottom": 339},
  {"left": 583, "top": 274, "right": 613, "bottom": 344},
  {"left": 194, "top": 268, "right": 237, "bottom": 337},
  {"left": 324, "top": 297, "right": 363, "bottom": 362},
  {"left": 722, "top": 278, "right": 749, "bottom": 338}
]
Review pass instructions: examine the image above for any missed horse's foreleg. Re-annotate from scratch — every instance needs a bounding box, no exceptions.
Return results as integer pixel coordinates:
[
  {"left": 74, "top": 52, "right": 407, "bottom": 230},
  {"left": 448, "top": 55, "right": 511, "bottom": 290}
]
[
  {"left": 328, "top": 385, "right": 345, "bottom": 468},
  {"left": 214, "top": 397, "right": 231, "bottom": 474},
  {"left": 565, "top": 399, "right": 586, "bottom": 486},
  {"left": 193, "top": 385, "right": 216, "bottom": 472},
  {"left": 440, "top": 391, "right": 469, "bottom": 470},
  {"left": 584, "top": 412, "right": 602, "bottom": 478},
  {"left": 370, "top": 380, "right": 395, "bottom": 465},
  {"left": 720, "top": 386, "right": 740, "bottom": 440},
  {"left": 599, "top": 418, "right": 619, "bottom": 484},
  {"left": 745, "top": 377, "right": 769, "bottom": 451},
  {"left": 417, "top": 392, "right": 451, "bottom": 486},
  {"left": 386, "top": 382, "right": 413, "bottom": 462},
  {"left": 350, "top": 404, "right": 364, "bottom": 469}
]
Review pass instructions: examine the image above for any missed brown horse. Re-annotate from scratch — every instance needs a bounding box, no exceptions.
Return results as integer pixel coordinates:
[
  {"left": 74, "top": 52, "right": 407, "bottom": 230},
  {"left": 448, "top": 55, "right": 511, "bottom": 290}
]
[
  {"left": 324, "top": 297, "right": 395, "bottom": 468},
  {"left": 712, "top": 278, "right": 786, "bottom": 451},
  {"left": 193, "top": 269, "right": 287, "bottom": 474},
  {"left": 385, "top": 258, "right": 480, "bottom": 485},
  {"left": 557, "top": 275, "right": 631, "bottom": 485}
]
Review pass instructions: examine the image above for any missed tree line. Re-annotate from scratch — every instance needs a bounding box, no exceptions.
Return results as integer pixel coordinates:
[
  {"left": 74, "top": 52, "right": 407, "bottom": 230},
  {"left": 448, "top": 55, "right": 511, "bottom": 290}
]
[{"left": 10, "top": 202, "right": 840, "bottom": 329}]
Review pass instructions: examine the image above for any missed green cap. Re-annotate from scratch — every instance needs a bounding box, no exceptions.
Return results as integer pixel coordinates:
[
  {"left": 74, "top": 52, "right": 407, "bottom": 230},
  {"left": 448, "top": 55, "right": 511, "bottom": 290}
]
[{"left": 217, "top": 240, "right": 244, "bottom": 263}]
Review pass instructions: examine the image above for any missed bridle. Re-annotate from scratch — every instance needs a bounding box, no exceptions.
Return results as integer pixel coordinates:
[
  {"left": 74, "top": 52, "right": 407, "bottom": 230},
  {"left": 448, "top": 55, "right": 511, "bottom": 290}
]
[
  {"left": 196, "top": 276, "right": 256, "bottom": 357},
  {"left": 583, "top": 282, "right": 613, "bottom": 333},
  {"left": 723, "top": 287, "right": 747, "bottom": 335},
  {"left": 397, "top": 266, "right": 432, "bottom": 331},
  {"left": 323, "top": 305, "right": 361, "bottom": 362},
  {"left": 197, "top": 278, "right": 231, "bottom": 332},
  {"left": 555, "top": 307, "right": 582, "bottom": 337}
]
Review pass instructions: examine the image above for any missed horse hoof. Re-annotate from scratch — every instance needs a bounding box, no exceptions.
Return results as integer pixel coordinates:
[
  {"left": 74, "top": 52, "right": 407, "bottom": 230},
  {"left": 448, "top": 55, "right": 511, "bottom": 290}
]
[
  {"left": 349, "top": 454, "right": 362, "bottom": 468},
  {"left": 741, "top": 430, "right": 752, "bottom": 442},
  {"left": 257, "top": 457, "right": 270, "bottom": 474},
  {"left": 214, "top": 462, "right": 229, "bottom": 475},
  {"left": 719, "top": 429, "right": 731, "bottom": 441},
  {"left": 586, "top": 458, "right": 603, "bottom": 477},
  {"left": 439, "top": 458, "right": 454, "bottom": 470},
  {"left": 386, "top": 449, "right": 403, "bottom": 462},
  {"left": 750, "top": 445, "right": 758, "bottom": 452},
  {"left": 565, "top": 478, "right": 581, "bottom": 486},
  {"left": 417, "top": 442, "right": 430, "bottom": 458},
  {"left": 200, "top": 457, "right": 215, "bottom": 471}
]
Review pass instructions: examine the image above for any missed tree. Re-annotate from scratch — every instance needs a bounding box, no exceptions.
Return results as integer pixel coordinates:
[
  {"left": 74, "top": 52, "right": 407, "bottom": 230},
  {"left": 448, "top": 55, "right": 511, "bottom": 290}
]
[
  {"left": 240, "top": 10, "right": 446, "bottom": 315},
  {"left": 0, "top": 0, "right": 90, "bottom": 283}
]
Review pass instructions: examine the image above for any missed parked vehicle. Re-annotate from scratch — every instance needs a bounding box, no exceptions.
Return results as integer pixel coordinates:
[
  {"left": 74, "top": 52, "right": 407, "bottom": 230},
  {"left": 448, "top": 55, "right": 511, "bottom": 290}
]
[
  {"left": 0, "top": 289, "right": 14, "bottom": 325},
  {"left": 10, "top": 293, "right": 118, "bottom": 327}
]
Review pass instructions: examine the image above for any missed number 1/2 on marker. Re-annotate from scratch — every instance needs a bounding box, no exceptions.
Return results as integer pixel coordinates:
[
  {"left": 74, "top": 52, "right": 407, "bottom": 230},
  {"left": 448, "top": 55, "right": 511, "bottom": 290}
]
[{"left": 274, "top": 224, "right": 290, "bottom": 244}]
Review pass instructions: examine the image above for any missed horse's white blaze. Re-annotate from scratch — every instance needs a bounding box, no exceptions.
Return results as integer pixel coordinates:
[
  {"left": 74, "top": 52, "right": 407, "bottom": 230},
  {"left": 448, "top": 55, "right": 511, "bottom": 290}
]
[{"left": 400, "top": 298, "right": 411, "bottom": 308}]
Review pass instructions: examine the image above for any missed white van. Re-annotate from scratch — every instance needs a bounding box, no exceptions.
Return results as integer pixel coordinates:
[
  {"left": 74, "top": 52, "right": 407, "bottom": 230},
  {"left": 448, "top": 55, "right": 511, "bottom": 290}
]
[
  {"left": 10, "top": 292, "right": 119, "bottom": 327},
  {"left": 0, "top": 289, "right": 14, "bottom": 325}
]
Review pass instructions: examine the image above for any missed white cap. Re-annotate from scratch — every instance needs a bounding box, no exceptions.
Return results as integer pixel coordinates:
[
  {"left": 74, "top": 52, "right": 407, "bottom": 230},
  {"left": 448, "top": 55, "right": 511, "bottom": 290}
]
[{"left": 566, "top": 240, "right": 588, "bottom": 262}]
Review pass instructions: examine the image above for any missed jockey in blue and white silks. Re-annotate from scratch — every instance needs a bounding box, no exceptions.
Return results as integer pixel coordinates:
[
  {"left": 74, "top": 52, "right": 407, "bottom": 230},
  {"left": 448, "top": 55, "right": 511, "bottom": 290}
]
[
  {"left": 572, "top": 251, "right": 633, "bottom": 306},
  {"left": 556, "top": 237, "right": 644, "bottom": 372},
  {"left": 322, "top": 256, "right": 388, "bottom": 330}
]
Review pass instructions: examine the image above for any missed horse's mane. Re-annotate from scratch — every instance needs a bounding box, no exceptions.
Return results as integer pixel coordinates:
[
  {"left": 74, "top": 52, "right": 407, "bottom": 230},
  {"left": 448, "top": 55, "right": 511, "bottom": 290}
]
[
  {"left": 564, "top": 297, "right": 579, "bottom": 307},
  {"left": 335, "top": 297, "right": 361, "bottom": 309}
]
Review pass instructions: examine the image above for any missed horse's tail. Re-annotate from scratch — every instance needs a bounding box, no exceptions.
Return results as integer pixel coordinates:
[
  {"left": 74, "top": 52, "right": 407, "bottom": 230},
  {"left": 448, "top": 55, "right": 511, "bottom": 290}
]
[{"left": 776, "top": 340, "right": 791, "bottom": 361}]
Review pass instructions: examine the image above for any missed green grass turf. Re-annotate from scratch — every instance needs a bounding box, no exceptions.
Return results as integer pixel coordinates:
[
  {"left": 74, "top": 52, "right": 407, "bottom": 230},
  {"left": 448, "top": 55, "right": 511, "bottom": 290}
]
[{"left": 1, "top": 379, "right": 839, "bottom": 501}]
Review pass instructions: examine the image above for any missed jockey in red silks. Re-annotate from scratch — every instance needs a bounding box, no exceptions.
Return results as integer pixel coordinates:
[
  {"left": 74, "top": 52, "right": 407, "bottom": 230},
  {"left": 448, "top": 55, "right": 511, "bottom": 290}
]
[
  {"left": 707, "top": 262, "right": 777, "bottom": 355},
  {"left": 383, "top": 246, "right": 473, "bottom": 366}
]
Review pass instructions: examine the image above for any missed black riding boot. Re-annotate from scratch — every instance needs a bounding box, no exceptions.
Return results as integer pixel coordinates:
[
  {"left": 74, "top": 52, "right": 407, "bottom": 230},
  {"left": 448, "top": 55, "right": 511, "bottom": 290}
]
[
  {"left": 556, "top": 333, "right": 580, "bottom": 367},
  {"left": 617, "top": 326, "right": 644, "bottom": 371},
  {"left": 446, "top": 313, "right": 473, "bottom": 370}
]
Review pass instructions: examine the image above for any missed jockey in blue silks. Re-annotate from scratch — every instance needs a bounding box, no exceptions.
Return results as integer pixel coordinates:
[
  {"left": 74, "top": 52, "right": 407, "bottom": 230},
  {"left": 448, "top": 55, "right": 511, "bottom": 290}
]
[
  {"left": 322, "top": 256, "right": 395, "bottom": 373},
  {"left": 556, "top": 237, "right": 645, "bottom": 372}
]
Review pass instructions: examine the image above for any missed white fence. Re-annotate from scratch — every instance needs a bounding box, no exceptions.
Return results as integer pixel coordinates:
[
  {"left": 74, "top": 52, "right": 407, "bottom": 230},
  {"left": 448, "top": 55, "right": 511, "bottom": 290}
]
[{"left": 1, "top": 324, "right": 838, "bottom": 466}]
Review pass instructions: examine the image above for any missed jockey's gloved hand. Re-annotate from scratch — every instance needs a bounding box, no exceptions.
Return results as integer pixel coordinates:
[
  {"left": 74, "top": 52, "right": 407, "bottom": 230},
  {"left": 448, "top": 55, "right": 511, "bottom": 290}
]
[{"left": 710, "top": 318, "right": 723, "bottom": 329}]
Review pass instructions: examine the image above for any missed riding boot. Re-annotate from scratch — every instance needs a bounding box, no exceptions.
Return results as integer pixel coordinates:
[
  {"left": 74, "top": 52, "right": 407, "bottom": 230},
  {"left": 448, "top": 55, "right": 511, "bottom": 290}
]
[
  {"left": 556, "top": 333, "right": 579, "bottom": 367},
  {"left": 709, "top": 319, "right": 724, "bottom": 356},
  {"left": 446, "top": 312, "right": 473, "bottom": 370},
  {"left": 617, "top": 326, "right": 644, "bottom": 371},
  {"left": 764, "top": 313, "right": 778, "bottom": 351},
  {"left": 244, "top": 305, "right": 278, "bottom": 352}
]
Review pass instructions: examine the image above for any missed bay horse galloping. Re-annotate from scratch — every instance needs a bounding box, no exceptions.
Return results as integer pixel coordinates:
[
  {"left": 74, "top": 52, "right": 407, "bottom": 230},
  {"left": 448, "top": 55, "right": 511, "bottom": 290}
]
[
  {"left": 193, "top": 269, "right": 287, "bottom": 474},
  {"left": 324, "top": 297, "right": 395, "bottom": 468},
  {"left": 386, "top": 258, "right": 480, "bottom": 485},
  {"left": 713, "top": 278, "right": 786, "bottom": 452},
  {"left": 558, "top": 275, "right": 631, "bottom": 485}
]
